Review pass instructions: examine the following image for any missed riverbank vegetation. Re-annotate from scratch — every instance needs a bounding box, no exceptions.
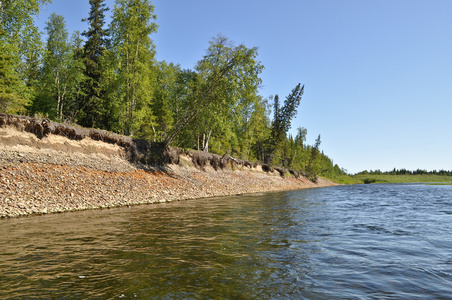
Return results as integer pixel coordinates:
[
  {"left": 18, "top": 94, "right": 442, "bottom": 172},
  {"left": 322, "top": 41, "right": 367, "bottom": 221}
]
[
  {"left": 353, "top": 169, "right": 452, "bottom": 184},
  {"left": 1, "top": 0, "right": 349, "bottom": 182}
]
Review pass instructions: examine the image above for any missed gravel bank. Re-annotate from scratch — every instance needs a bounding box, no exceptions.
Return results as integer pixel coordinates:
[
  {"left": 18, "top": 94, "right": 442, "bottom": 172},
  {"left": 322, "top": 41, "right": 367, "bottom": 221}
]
[{"left": 0, "top": 126, "right": 337, "bottom": 218}]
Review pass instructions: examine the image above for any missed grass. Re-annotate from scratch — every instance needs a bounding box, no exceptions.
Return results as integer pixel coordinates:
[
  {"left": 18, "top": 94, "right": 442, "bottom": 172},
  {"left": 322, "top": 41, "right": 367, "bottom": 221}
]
[
  {"left": 323, "top": 173, "right": 452, "bottom": 185},
  {"left": 326, "top": 174, "right": 363, "bottom": 185},
  {"left": 352, "top": 174, "right": 452, "bottom": 184}
]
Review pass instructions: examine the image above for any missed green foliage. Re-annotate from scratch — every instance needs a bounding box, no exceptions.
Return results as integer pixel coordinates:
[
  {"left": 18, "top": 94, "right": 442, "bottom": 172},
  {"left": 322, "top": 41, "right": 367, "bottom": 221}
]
[
  {"left": 305, "top": 134, "right": 321, "bottom": 181},
  {"left": 161, "top": 67, "right": 198, "bottom": 146},
  {"left": 271, "top": 84, "right": 304, "bottom": 146},
  {"left": 35, "top": 16, "right": 89, "bottom": 122},
  {"left": 152, "top": 61, "right": 178, "bottom": 141},
  {"left": 238, "top": 96, "right": 271, "bottom": 160},
  {"left": 78, "top": 0, "right": 110, "bottom": 128},
  {"left": 64, "top": 31, "right": 88, "bottom": 122},
  {"left": 353, "top": 173, "right": 452, "bottom": 184},
  {"left": 362, "top": 178, "right": 378, "bottom": 184},
  {"left": 1, "top": 1, "right": 351, "bottom": 181},
  {"left": 264, "top": 83, "right": 304, "bottom": 164},
  {"left": 0, "top": 0, "right": 50, "bottom": 113},
  {"left": 35, "top": 13, "right": 71, "bottom": 120},
  {"left": 164, "top": 35, "right": 264, "bottom": 150},
  {"left": 109, "top": 0, "right": 158, "bottom": 136},
  {"left": 0, "top": 50, "right": 29, "bottom": 114},
  {"left": 328, "top": 174, "right": 362, "bottom": 185},
  {"left": 356, "top": 168, "right": 452, "bottom": 176}
]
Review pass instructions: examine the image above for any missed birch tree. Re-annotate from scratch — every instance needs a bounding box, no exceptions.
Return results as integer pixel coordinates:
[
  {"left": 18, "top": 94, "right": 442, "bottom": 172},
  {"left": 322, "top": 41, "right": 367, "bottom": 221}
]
[
  {"left": 0, "top": 0, "right": 50, "bottom": 113},
  {"left": 165, "top": 35, "right": 263, "bottom": 150},
  {"left": 110, "top": 0, "right": 158, "bottom": 136},
  {"left": 40, "top": 13, "right": 71, "bottom": 119}
]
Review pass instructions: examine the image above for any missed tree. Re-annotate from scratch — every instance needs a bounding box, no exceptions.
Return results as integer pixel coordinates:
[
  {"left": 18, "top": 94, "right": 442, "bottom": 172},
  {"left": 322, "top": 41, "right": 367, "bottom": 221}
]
[
  {"left": 0, "top": 0, "right": 50, "bottom": 113},
  {"left": 165, "top": 35, "right": 264, "bottom": 150},
  {"left": 295, "top": 126, "right": 307, "bottom": 147},
  {"left": 33, "top": 19, "right": 88, "bottom": 122},
  {"left": 64, "top": 31, "right": 87, "bottom": 122},
  {"left": 78, "top": 0, "right": 110, "bottom": 128},
  {"left": 0, "top": 50, "right": 28, "bottom": 114},
  {"left": 109, "top": 0, "right": 158, "bottom": 136},
  {"left": 37, "top": 13, "right": 71, "bottom": 120},
  {"left": 151, "top": 61, "right": 179, "bottom": 141},
  {"left": 306, "top": 134, "right": 321, "bottom": 182},
  {"left": 266, "top": 83, "right": 304, "bottom": 164},
  {"left": 238, "top": 95, "right": 271, "bottom": 160},
  {"left": 271, "top": 83, "right": 304, "bottom": 145},
  {"left": 288, "top": 126, "right": 307, "bottom": 169},
  {"left": 163, "top": 67, "right": 199, "bottom": 147}
]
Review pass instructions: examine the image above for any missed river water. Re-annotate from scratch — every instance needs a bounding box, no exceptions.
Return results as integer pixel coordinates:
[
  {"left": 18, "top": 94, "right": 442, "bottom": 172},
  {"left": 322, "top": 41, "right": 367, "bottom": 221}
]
[{"left": 1, "top": 184, "right": 452, "bottom": 299}]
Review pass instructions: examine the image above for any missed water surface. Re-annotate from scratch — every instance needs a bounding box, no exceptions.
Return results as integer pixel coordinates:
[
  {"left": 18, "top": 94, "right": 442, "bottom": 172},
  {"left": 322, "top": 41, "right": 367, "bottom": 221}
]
[{"left": 1, "top": 184, "right": 451, "bottom": 299}]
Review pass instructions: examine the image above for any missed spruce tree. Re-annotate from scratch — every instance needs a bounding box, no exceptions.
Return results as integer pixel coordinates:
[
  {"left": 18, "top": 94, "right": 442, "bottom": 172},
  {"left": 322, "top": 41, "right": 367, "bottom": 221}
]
[
  {"left": 306, "top": 134, "right": 321, "bottom": 182},
  {"left": 79, "top": 0, "right": 110, "bottom": 128},
  {"left": 266, "top": 83, "right": 304, "bottom": 164}
]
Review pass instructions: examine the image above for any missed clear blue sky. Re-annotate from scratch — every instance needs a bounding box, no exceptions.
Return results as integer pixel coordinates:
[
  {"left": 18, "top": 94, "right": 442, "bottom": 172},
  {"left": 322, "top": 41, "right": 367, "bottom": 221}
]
[{"left": 36, "top": 0, "right": 452, "bottom": 174}]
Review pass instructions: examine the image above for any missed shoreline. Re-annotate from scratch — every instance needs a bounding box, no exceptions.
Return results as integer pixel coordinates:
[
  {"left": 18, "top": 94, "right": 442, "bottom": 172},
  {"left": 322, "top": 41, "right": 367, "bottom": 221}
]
[{"left": 0, "top": 125, "right": 337, "bottom": 218}]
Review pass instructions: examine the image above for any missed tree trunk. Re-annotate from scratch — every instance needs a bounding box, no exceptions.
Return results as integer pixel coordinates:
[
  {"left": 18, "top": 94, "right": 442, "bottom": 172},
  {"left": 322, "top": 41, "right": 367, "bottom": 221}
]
[
  {"left": 202, "top": 129, "right": 212, "bottom": 152},
  {"left": 163, "top": 57, "right": 238, "bottom": 147},
  {"left": 56, "top": 69, "right": 61, "bottom": 120},
  {"left": 291, "top": 149, "right": 296, "bottom": 169},
  {"left": 246, "top": 130, "right": 253, "bottom": 161}
]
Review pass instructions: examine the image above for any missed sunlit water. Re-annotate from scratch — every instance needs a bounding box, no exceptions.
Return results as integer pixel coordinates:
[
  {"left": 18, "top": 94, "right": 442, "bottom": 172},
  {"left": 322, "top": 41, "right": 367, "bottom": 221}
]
[{"left": 1, "top": 184, "right": 452, "bottom": 299}]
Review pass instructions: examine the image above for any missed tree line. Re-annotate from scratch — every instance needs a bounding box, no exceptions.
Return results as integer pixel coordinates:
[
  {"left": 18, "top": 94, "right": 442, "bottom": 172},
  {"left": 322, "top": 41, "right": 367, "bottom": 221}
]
[
  {"left": 0, "top": 0, "right": 345, "bottom": 180},
  {"left": 356, "top": 168, "right": 452, "bottom": 176}
]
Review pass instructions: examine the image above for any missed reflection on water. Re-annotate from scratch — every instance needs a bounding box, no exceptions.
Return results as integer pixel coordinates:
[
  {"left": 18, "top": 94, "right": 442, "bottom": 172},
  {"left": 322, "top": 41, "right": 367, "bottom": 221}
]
[{"left": 1, "top": 184, "right": 452, "bottom": 299}]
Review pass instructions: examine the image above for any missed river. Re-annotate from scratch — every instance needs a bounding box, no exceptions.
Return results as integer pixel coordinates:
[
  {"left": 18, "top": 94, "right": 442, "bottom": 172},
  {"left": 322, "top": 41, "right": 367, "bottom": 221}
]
[{"left": 1, "top": 184, "right": 451, "bottom": 299}]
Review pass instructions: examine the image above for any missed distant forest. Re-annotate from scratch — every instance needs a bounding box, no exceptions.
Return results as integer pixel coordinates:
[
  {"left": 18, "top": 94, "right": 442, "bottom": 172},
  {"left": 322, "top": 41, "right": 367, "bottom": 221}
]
[
  {"left": 356, "top": 169, "right": 452, "bottom": 176},
  {"left": 1, "top": 0, "right": 346, "bottom": 181}
]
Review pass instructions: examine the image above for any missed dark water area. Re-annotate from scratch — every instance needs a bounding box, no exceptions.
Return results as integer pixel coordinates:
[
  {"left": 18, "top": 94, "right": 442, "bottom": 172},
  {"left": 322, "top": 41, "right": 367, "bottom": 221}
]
[{"left": 1, "top": 184, "right": 452, "bottom": 299}]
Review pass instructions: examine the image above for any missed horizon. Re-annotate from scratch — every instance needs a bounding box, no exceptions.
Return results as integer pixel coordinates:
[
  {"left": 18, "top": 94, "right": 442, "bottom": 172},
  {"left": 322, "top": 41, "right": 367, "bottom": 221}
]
[{"left": 35, "top": 0, "right": 452, "bottom": 174}]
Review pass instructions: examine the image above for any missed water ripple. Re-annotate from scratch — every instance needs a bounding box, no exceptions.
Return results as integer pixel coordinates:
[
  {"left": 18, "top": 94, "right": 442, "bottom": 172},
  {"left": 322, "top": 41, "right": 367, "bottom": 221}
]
[{"left": 1, "top": 184, "right": 452, "bottom": 299}]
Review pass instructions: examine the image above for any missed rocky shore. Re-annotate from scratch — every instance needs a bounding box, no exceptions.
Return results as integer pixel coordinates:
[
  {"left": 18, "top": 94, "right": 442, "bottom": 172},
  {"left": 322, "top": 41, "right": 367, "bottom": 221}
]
[{"left": 0, "top": 123, "right": 337, "bottom": 218}]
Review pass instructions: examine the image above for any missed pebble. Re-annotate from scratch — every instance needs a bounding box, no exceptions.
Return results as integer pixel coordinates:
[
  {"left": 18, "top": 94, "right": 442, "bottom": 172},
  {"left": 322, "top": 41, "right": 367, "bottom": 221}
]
[{"left": 0, "top": 141, "right": 336, "bottom": 218}]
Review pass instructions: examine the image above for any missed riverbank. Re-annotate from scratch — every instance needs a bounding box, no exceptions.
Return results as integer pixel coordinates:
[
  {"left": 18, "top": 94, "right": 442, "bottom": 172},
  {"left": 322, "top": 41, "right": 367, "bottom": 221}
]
[
  {"left": 0, "top": 124, "right": 337, "bottom": 218},
  {"left": 353, "top": 173, "right": 452, "bottom": 184}
]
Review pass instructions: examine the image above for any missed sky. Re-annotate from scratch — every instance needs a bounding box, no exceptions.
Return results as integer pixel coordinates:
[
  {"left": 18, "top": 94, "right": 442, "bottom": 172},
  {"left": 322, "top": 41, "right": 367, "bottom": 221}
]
[{"left": 35, "top": 0, "right": 452, "bottom": 174}]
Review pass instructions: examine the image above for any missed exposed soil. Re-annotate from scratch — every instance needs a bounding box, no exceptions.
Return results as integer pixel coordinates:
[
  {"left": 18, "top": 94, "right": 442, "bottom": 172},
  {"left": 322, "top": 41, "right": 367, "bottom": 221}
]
[{"left": 0, "top": 125, "right": 337, "bottom": 218}]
